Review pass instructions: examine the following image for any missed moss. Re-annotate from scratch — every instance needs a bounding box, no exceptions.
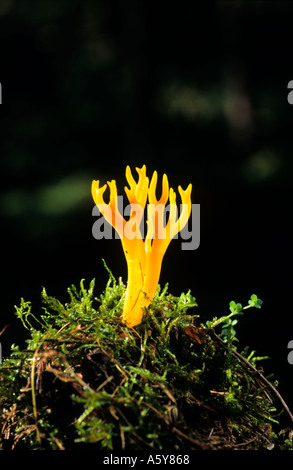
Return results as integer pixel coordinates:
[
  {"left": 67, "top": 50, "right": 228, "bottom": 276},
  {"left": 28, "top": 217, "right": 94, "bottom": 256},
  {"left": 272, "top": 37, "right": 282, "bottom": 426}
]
[{"left": 0, "top": 265, "right": 293, "bottom": 450}]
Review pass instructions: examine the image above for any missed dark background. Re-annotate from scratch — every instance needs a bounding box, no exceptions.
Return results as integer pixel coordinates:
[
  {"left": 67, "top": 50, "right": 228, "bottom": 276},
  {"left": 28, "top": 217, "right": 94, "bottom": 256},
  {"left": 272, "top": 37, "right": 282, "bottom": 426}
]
[{"left": 1, "top": 1, "right": 293, "bottom": 413}]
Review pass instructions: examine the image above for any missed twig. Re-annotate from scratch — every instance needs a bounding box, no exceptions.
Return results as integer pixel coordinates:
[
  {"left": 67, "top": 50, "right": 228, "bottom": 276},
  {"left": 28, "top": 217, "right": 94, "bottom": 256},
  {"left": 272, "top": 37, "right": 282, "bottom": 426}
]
[
  {"left": 211, "top": 330, "right": 293, "bottom": 423},
  {"left": 172, "top": 426, "right": 211, "bottom": 449},
  {"left": 31, "top": 352, "right": 42, "bottom": 445},
  {"left": 0, "top": 324, "right": 9, "bottom": 337}
]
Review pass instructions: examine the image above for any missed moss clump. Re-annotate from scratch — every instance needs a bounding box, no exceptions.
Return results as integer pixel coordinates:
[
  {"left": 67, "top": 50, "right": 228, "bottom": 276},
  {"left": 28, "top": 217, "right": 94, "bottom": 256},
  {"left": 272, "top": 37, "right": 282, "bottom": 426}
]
[{"left": 1, "top": 266, "right": 293, "bottom": 450}]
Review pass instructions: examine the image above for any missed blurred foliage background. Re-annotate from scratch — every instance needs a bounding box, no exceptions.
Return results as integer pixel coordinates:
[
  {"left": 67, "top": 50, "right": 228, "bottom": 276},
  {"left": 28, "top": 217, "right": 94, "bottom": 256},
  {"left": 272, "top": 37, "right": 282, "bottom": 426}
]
[{"left": 1, "top": 1, "right": 293, "bottom": 410}]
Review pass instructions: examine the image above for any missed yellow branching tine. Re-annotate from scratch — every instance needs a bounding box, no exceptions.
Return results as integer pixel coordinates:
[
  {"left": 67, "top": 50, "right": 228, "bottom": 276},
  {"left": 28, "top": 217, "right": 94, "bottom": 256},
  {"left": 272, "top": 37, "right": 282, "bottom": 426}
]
[{"left": 148, "top": 171, "right": 169, "bottom": 205}]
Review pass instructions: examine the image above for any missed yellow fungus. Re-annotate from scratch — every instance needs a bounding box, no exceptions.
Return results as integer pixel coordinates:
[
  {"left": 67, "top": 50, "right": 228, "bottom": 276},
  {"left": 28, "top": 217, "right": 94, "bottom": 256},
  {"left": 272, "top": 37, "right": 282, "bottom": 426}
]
[{"left": 91, "top": 165, "right": 192, "bottom": 327}]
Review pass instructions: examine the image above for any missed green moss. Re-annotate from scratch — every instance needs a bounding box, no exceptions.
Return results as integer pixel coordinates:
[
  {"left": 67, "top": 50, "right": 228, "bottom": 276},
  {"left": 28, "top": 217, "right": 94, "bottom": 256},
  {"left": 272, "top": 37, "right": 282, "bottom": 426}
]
[{"left": 0, "top": 264, "right": 292, "bottom": 450}]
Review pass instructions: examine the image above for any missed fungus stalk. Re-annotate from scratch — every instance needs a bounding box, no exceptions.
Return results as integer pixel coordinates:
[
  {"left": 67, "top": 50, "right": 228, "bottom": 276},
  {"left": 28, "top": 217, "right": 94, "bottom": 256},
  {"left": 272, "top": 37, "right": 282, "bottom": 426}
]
[{"left": 92, "top": 165, "right": 192, "bottom": 327}]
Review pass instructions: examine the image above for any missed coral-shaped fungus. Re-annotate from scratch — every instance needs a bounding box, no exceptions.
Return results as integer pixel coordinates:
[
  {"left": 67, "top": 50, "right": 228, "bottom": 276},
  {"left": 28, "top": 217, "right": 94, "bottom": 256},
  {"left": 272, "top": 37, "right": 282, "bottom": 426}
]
[{"left": 92, "top": 165, "right": 192, "bottom": 327}]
